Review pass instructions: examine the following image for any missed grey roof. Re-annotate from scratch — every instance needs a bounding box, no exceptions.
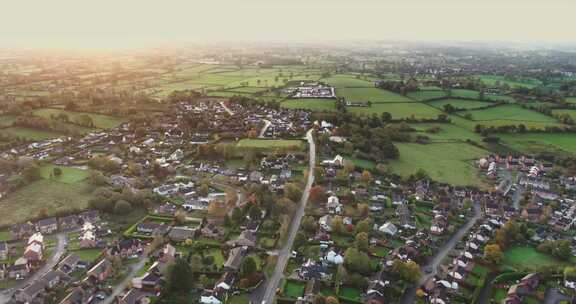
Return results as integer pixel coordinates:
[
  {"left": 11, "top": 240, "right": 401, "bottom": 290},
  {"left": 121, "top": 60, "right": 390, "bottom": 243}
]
[
  {"left": 37, "top": 217, "right": 58, "bottom": 227},
  {"left": 223, "top": 247, "right": 246, "bottom": 271}
]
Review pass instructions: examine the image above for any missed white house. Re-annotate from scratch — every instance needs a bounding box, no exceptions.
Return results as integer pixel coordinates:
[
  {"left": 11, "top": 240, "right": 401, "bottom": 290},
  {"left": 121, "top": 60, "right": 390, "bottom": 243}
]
[
  {"left": 378, "top": 222, "right": 398, "bottom": 236},
  {"left": 326, "top": 195, "right": 342, "bottom": 214}
]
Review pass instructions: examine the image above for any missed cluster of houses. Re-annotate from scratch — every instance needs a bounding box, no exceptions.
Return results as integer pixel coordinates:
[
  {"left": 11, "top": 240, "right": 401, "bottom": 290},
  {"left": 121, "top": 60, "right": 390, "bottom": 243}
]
[
  {"left": 287, "top": 82, "right": 336, "bottom": 99},
  {"left": 479, "top": 155, "right": 553, "bottom": 180}
]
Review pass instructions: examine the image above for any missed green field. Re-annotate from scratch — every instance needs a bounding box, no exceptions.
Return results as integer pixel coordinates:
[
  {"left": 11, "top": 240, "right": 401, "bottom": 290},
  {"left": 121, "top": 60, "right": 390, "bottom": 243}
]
[
  {"left": 463, "top": 104, "right": 558, "bottom": 123},
  {"left": 281, "top": 98, "right": 336, "bottom": 111},
  {"left": 236, "top": 139, "right": 305, "bottom": 150},
  {"left": 337, "top": 87, "right": 414, "bottom": 103},
  {"left": 40, "top": 165, "right": 90, "bottom": 184},
  {"left": 0, "top": 127, "right": 63, "bottom": 140},
  {"left": 429, "top": 98, "right": 492, "bottom": 110},
  {"left": 476, "top": 75, "right": 542, "bottom": 89},
  {"left": 32, "top": 108, "right": 125, "bottom": 129},
  {"left": 450, "top": 89, "right": 481, "bottom": 99},
  {"left": 389, "top": 143, "right": 488, "bottom": 186},
  {"left": 0, "top": 115, "right": 18, "bottom": 127},
  {"left": 407, "top": 90, "right": 447, "bottom": 101},
  {"left": 566, "top": 97, "right": 576, "bottom": 104},
  {"left": 408, "top": 123, "right": 484, "bottom": 142},
  {"left": 499, "top": 133, "right": 576, "bottom": 155},
  {"left": 283, "top": 280, "right": 305, "bottom": 299},
  {"left": 551, "top": 109, "right": 576, "bottom": 120},
  {"left": 321, "top": 75, "right": 374, "bottom": 88},
  {"left": 0, "top": 180, "right": 93, "bottom": 226},
  {"left": 503, "top": 246, "right": 571, "bottom": 271},
  {"left": 347, "top": 102, "right": 442, "bottom": 119}
]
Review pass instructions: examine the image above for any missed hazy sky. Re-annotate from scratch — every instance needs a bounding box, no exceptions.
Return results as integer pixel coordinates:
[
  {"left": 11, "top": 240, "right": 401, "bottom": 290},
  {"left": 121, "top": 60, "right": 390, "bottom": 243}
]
[{"left": 1, "top": 0, "right": 575, "bottom": 48}]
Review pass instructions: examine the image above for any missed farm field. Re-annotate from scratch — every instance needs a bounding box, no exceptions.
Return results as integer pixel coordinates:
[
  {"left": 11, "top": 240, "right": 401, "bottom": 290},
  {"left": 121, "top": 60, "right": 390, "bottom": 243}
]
[
  {"left": 503, "top": 246, "right": 572, "bottom": 271},
  {"left": 463, "top": 104, "right": 558, "bottom": 123},
  {"left": 407, "top": 90, "right": 447, "bottom": 101},
  {"left": 0, "top": 115, "right": 18, "bottom": 127},
  {"left": 551, "top": 109, "right": 576, "bottom": 120},
  {"left": 408, "top": 123, "right": 484, "bottom": 142},
  {"left": 0, "top": 179, "right": 93, "bottom": 226},
  {"left": 0, "top": 127, "right": 63, "bottom": 140},
  {"left": 450, "top": 89, "right": 481, "bottom": 99},
  {"left": 566, "top": 97, "right": 576, "bottom": 104},
  {"left": 428, "top": 98, "right": 492, "bottom": 110},
  {"left": 336, "top": 87, "right": 414, "bottom": 103},
  {"left": 347, "top": 102, "right": 442, "bottom": 119},
  {"left": 281, "top": 98, "right": 336, "bottom": 111},
  {"left": 39, "top": 164, "right": 90, "bottom": 184},
  {"left": 236, "top": 139, "right": 305, "bottom": 150},
  {"left": 388, "top": 143, "right": 488, "bottom": 186},
  {"left": 32, "top": 108, "right": 125, "bottom": 129},
  {"left": 499, "top": 133, "right": 576, "bottom": 155},
  {"left": 475, "top": 75, "right": 542, "bottom": 89},
  {"left": 321, "top": 75, "right": 374, "bottom": 88}
]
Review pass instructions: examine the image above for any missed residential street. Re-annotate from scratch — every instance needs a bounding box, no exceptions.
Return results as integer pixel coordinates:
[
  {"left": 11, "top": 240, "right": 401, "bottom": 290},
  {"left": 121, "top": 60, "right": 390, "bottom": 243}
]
[
  {"left": 258, "top": 119, "right": 271, "bottom": 138},
  {"left": 101, "top": 255, "right": 149, "bottom": 304},
  {"left": 254, "top": 129, "right": 316, "bottom": 304},
  {"left": 220, "top": 101, "right": 235, "bottom": 116},
  {"left": 0, "top": 233, "right": 67, "bottom": 304},
  {"left": 399, "top": 202, "right": 483, "bottom": 304}
]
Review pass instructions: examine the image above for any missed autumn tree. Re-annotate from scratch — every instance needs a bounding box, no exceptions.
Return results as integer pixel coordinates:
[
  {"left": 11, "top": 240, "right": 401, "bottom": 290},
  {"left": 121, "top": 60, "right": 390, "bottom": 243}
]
[
  {"left": 484, "top": 244, "right": 503, "bottom": 265},
  {"left": 354, "top": 232, "right": 369, "bottom": 251},
  {"left": 310, "top": 186, "right": 328, "bottom": 205},
  {"left": 361, "top": 170, "right": 373, "bottom": 185}
]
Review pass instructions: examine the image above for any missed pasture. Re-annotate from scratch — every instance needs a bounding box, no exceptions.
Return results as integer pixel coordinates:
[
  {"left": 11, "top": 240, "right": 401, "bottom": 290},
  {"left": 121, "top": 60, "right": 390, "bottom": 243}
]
[
  {"left": 450, "top": 89, "right": 480, "bottom": 99},
  {"left": 499, "top": 133, "right": 576, "bottom": 155},
  {"left": 551, "top": 109, "right": 576, "bottom": 120},
  {"left": 407, "top": 90, "right": 447, "bottom": 101},
  {"left": 408, "top": 123, "right": 484, "bottom": 142},
  {"left": 0, "top": 127, "right": 63, "bottom": 140},
  {"left": 236, "top": 139, "right": 305, "bottom": 150},
  {"left": 337, "top": 88, "right": 414, "bottom": 103},
  {"left": 0, "top": 115, "right": 17, "bottom": 127},
  {"left": 475, "top": 75, "right": 542, "bottom": 89},
  {"left": 347, "top": 102, "right": 442, "bottom": 119},
  {"left": 566, "top": 97, "right": 576, "bottom": 104},
  {"left": 429, "top": 98, "right": 492, "bottom": 110},
  {"left": 463, "top": 104, "right": 558, "bottom": 123},
  {"left": 281, "top": 98, "right": 336, "bottom": 111},
  {"left": 32, "top": 108, "right": 125, "bottom": 129},
  {"left": 321, "top": 75, "right": 374, "bottom": 88},
  {"left": 388, "top": 143, "right": 488, "bottom": 186},
  {"left": 39, "top": 164, "right": 90, "bottom": 184}
]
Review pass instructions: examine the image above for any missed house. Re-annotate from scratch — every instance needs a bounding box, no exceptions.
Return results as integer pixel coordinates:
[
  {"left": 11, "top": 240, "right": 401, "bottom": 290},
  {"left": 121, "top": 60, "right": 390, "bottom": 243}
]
[
  {"left": 24, "top": 242, "right": 43, "bottom": 262},
  {"left": 298, "top": 259, "right": 329, "bottom": 280},
  {"left": 86, "top": 259, "right": 112, "bottom": 283},
  {"left": 59, "top": 254, "right": 83, "bottom": 274},
  {"left": 223, "top": 246, "right": 246, "bottom": 272},
  {"left": 11, "top": 222, "right": 36, "bottom": 240},
  {"left": 321, "top": 155, "right": 344, "bottom": 167},
  {"left": 59, "top": 287, "right": 87, "bottom": 304},
  {"left": 37, "top": 217, "right": 59, "bottom": 234},
  {"left": 80, "top": 222, "right": 98, "bottom": 248},
  {"left": 110, "top": 239, "right": 142, "bottom": 258},
  {"left": 226, "top": 230, "right": 256, "bottom": 248},
  {"left": 0, "top": 242, "right": 7, "bottom": 260},
  {"left": 201, "top": 223, "right": 224, "bottom": 239},
  {"left": 324, "top": 249, "right": 344, "bottom": 265},
  {"left": 132, "top": 271, "right": 163, "bottom": 291},
  {"left": 118, "top": 288, "right": 151, "bottom": 304},
  {"left": 42, "top": 270, "right": 68, "bottom": 288},
  {"left": 326, "top": 195, "right": 342, "bottom": 214},
  {"left": 59, "top": 215, "right": 80, "bottom": 231},
  {"left": 168, "top": 226, "right": 195, "bottom": 242},
  {"left": 200, "top": 294, "right": 222, "bottom": 304},
  {"left": 9, "top": 263, "right": 30, "bottom": 279},
  {"left": 319, "top": 215, "right": 332, "bottom": 232},
  {"left": 16, "top": 280, "right": 46, "bottom": 303},
  {"left": 378, "top": 222, "right": 398, "bottom": 236}
]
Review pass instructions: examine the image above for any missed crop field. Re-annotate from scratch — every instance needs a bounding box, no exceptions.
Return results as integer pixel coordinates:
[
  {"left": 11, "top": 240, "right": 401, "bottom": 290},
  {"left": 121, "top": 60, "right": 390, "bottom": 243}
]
[
  {"left": 389, "top": 143, "right": 488, "bottom": 186},
  {"left": 236, "top": 139, "right": 305, "bottom": 150},
  {"left": 408, "top": 123, "right": 484, "bottom": 142},
  {"left": 321, "top": 75, "right": 374, "bottom": 88},
  {"left": 32, "top": 108, "right": 125, "bottom": 129},
  {"left": 281, "top": 98, "right": 336, "bottom": 111},
  {"left": 347, "top": 102, "right": 442, "bottom": 119},
  {"left": 0, "top": 127, "right": 63, "bottom": 140},
  {"left": 499, "top": 133, "right": 576, "bottom": 155},
  {"left": 429, "top": 98, "right": 492, "bottom": 110},
  {"left": 463, "top": 104, "right": 557, "bottom": 123},
  {"left": 40, "top": 164, "right": 90, "bottom": 184},
  {"left": 475, "top": 75, "right": 542, "bottom": 89},
  {"left": 337, "top": 88, "right": 414, "bottom": 103},
  {"left": 407, "top": 90, "right": 447, "bottom": 101},
  {"left": 0, "top": 180, "right": 93, "bottom": 226}
]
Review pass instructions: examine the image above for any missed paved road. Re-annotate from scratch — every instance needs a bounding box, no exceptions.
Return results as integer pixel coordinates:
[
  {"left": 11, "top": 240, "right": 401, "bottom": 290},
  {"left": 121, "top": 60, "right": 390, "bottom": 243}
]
[
  {"left": 101, "top": 255, "right": 148, "bottom": 304},
  {"left": 501, "top": 170, "right": 523, "bottom": 209},
  {"left": 545, "top": 288, "right": 572, "bottom": 304},
  {"left": 257, "top": 129, "right": 315, "bottom": 304},
  {"left": 400, "top": 202, "right": 482, "bottom": 304},
  {"left": 220, "top": 101, "right": 235, "bottom": 116},
  {"left": 0, "top": 233, "right": 67, "bottom": 304},
  {"left": 259, "top": 119, "right": 271, "bottom": 138}
]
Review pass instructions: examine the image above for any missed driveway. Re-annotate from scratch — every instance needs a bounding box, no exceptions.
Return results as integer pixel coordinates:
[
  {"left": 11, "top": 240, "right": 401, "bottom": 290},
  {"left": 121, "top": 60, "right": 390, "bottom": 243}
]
[
  {"left": 101, "top": 255, "right": 148, "bottom": 304},
  {"left": 253, "top": 129, "right": 316, "bottom": 304},
  {"left": 0, "top": 233, "right": 67, "bottom": 304},
  {"left": 400, "top": 202, "right": 483, "bottom": 304}
]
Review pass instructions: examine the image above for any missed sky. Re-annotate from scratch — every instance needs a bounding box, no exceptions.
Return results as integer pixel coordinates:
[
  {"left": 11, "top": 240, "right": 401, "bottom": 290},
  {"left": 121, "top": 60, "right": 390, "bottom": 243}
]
[{"left": 1, "top": 0, "right": 575, "bottom": 49}]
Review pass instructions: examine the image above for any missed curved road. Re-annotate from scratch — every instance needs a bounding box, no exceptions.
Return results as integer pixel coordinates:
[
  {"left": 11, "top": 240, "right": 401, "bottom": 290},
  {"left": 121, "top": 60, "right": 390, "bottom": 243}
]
[
  {"left": 400, "top": 202, "right": 482, "bottom": 304},
  {"left": 0, "top": 233, "right": 67, "bottom": 304},
  {"left": 258, "top": 129, "right": 315, "bottom": 304}
]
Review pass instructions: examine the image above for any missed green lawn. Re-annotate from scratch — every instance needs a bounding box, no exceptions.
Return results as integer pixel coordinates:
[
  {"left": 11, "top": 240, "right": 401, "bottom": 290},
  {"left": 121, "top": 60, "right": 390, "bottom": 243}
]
[
  {"left": 0, "top": 127, "right": 64, "bottom": 140},
  {"left": 236, "top": 139, "right": 305, "bottom": 150},
  {"left": 463, "top": 104, "right": 557, "bottom": 123},
  {"left": 281, "top": 98, "right": 336, "bottom": 111},
  {"left": 566, "top": 97, "right": 576, "bottom": 104},
  {"left": 70, "top": 248, "right": 103, "bottom": 263},
  {"left": 347, "top": 102, "right": 442, "bottom": 119},
  {"left": 0, "top": 230, "right": 11, "bottom": 241},
  {"left": 407, "top": 90, "right": 447, "bottom": 101},
  {"left": 322, "top": 75, "right": 374, "bottom": 88},
  {"left": 337, "top": 87, "right": 415, "bottom": 103},
  {"left": 389, "top": 143, "right": 488, "bottom": 186},
  {"left": 32, "top": 108, "right": 125, "bottom": 129},
  {"left": 499, "top": 133, "right": 576, "bottom": 155},
  {"left": 0, "top": 180, "right": 93, "bottom": 226},
  {"left": 503, "top": 246, "right": 571, "bottom": 271},
  {"left": 283, "top": 280, "right": 305, "bottom": 299},
  {"left": 450, "top": 89, "right": 481, "bottom": 99},
  {"left": 228, "top": 295, "right": 250, "bottom": 304},
  {"left": 40, "top": 164, "right": 90, "bottom": 184},
  {"left": 346, "top": 157, "right": 376, "bottom": 169},
  {"left": 339, "top": 287, "right": 362, "bottom": 301},
  {"left": 429, "top": 98, "right": 492, "bottom": 110}
]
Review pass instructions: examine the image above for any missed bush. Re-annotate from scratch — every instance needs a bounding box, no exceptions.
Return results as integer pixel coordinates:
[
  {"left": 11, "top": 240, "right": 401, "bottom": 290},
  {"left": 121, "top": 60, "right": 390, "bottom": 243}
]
[{"left": 114, "top": 200, "right": 132, "bottom": 214}]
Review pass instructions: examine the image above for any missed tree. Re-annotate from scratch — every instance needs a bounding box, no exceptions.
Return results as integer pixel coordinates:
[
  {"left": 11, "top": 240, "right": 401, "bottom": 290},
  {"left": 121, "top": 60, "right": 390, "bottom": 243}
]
[
  {"left": 89, "top": 170, "right": 108, "bottom": 186},
  {"left": 309, "top": 186, "right": 327, "bottom": 205},
  {"left": 392, "top": 260, "right": 421, "bottom": 282},
  {"left": 248, "top": 204, "right": 262, "bottom": 220},
  {"left": 484, "top": 244, "right": 503, "bottom": 265},
  {"left": 284, "top": 183, "right": 303, "bottom": 202},
  {"left": 174, "top": 209, "right": 187, "bottom": 224},
  {"left": 354, "top": 232, "right": 369, "bottom": 251},
  {"left": 53, "top": 167, "right": 62, "bottom": 177},
  {"left": 114, "top": 200, "right": 132, "bottom": 214},
  {"left": 356, "top": 218, "right": 372, "bottom": 234},
  {"left": 231, "top": 208, "right": 244, "bottom": 226},
  {"left": 240, "top": 256, "right": 257, "bottom": 277},
  {"left": 361, "top": 170, "right": 373, "bottom": 185},
  {"left": 330, "top": 216, "right": 344, "bottom": 234},
  {"left": 22, "top": 164, "right": 41, "bottom": 183},
  {"left": 564, "top": 266, "right": 576, "bottom": 281},
  {"left": 301, "top": 216, "right": 318, "bottom": 233},
  {"left": 325, "top": 296, "right": 339, "bottom": 304},
  {"left": 344, "top": 247, "right": 371, "bottom": 274},
  {"left": 165, "top": 258, "right": 194, "bottom": 293}
]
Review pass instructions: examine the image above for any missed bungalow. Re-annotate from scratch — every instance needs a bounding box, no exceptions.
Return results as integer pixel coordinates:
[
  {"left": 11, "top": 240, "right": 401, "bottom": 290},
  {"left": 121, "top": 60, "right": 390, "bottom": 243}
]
[
  {"left": 59, "top": 215, "right": 80, "bottom": 231},
  {"left": 378, "top": 222, "right": 398, "bottom": 236},
  {"left": 37, "top": 217, "right": 59, "bottom": 234},
  {"left": 321, "top": 155, "right": 344, "bottom": 167},
  {"left": 11, "top": 222, "right": 36, "bottom": 240},
  {"left": 59, "top": 254, "right": 82, "bottom": 274},
  {"left": 168, "top": 226, "right": 196, "bottom": 242},
  {"left": 42, "top": 269, "right": 68, "bottom": 288},
  {"left": 132, "top": 271, "right": 163, "bottom": 291},
  {"left": 16, "top": 280, "right": 46, "bottom": 303},
  {"left": 118, "top": 288, "right": 151, "bottom": 304},
  {"left": 201, "top": 223, "right": 224, "bottom": 239},
  {"left": 223, "top": 247, "right": 246, "bottom": 272},
  {"left": 86, "top": 259, "right": 112, "bottom": 283}
]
